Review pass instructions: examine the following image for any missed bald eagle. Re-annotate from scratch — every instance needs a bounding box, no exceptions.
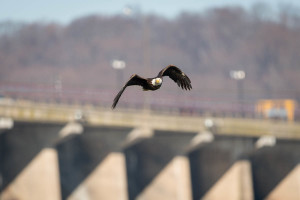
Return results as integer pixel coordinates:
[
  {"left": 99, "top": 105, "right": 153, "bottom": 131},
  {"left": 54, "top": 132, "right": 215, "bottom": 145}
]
[{"left": 112, "top": 65, "right": 192, "bottom": 109}]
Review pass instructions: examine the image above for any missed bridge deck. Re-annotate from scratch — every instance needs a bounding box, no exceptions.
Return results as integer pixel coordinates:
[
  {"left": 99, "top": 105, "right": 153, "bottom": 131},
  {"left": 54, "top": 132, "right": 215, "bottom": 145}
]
[{"left": 1, "top": 99, "right": 300, "bottom": 138}]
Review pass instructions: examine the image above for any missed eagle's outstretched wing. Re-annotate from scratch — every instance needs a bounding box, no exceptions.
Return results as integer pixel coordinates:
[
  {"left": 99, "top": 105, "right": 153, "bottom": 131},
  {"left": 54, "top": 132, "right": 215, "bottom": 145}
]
[
  {"left": 158, "top": 65, "right": 192, "bottom": 90},
  {"left": 112, "top": 74, "right": 148, "bottom": 109}
]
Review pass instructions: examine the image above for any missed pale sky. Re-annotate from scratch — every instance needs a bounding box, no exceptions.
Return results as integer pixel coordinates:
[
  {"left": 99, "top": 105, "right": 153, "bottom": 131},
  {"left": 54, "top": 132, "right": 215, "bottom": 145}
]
[{"left": 1, "top": 0, "right": 300, "bottom": 24}]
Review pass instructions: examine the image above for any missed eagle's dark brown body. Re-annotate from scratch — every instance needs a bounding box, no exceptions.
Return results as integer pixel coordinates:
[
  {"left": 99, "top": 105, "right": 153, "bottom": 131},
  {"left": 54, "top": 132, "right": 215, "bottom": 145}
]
[
  {"left": 112, "top": 65, "right": 192, "bottom": 109},
  {"left": 143, "top": 78, "right": 162, "bottom": 91}
]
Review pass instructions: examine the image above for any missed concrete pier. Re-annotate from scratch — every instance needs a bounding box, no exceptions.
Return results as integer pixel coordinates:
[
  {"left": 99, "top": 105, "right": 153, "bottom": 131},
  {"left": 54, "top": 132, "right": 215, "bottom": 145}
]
[
  {"left": 188, "top": 135, "right": 256, "bottom": 200},
  {"left": 0, "top": 122, "right": 63, "bottom": 200},
  {"left": 56, "top": 126, "right": 131, "bottom": 200},
  {"left": 67, "top": 152, "right": 128, "bottom": 200},
  {"left": 1, "top": 148, "right": 61, "bottom": 200},
  {"left": 266, "top": 164, "right": 300, "bottom": 200},
  {"left": 124, "top": 130, "right": 196, "bottom": 200},
  {"left": 250, "top": 139, "right": 300, "bottom": 200},
  {"left": 201, "top": 160, "right": 253, "bottom": 200}
]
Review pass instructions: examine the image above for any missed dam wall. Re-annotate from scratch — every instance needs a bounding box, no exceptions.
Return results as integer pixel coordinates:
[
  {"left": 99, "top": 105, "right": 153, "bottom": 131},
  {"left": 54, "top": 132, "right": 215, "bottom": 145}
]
[{"left": 1, "top": 121, "right": 300, "bottom": 200}]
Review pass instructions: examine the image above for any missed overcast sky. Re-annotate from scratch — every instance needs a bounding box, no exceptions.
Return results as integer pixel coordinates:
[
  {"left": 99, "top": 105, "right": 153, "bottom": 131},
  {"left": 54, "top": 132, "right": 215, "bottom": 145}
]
[{"left": 1, "top": 0, "right": 300, "bottom": 24}]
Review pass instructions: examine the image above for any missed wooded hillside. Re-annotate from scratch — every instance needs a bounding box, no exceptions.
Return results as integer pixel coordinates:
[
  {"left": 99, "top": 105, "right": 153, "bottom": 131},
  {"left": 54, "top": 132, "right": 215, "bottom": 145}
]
[{"left": 1, "top": 6, "right": 300, "bottom": 109}]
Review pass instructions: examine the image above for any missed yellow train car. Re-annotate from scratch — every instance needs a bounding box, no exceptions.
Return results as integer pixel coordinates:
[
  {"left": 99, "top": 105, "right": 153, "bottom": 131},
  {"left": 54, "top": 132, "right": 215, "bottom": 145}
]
[{"left": 256, "top": 99, "right": 297, "bottom": 121}]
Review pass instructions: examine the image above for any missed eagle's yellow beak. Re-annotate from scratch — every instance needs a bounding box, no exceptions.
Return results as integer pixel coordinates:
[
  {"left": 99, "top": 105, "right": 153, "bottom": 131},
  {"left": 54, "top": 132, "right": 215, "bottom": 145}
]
[{"left": 156, "top": 79, "right": 160, "bottom": 84}]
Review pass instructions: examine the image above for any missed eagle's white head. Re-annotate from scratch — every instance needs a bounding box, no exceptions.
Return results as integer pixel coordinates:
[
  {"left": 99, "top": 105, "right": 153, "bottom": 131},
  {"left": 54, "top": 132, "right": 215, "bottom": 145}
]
[{"left": 151, "top": 78, "right": 162, "bottom": 86}]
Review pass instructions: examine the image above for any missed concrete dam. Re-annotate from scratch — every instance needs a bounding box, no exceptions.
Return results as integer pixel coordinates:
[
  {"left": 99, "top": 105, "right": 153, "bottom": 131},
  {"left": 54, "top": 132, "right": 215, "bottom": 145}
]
[{"left": 0, "top": 100, "right": 300, "bottom": 200}]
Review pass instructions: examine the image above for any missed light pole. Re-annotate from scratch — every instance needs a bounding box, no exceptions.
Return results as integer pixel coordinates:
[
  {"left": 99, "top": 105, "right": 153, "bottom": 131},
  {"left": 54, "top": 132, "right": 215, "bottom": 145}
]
[
  {"left": 53, "top": 74, "right": 62, "bottom": 101},
  {"left": 230, "top": 70, "right": 246, "bottom": 117},
  {"left": 111, "top": 59, "right": 126, "bottom": 89}
]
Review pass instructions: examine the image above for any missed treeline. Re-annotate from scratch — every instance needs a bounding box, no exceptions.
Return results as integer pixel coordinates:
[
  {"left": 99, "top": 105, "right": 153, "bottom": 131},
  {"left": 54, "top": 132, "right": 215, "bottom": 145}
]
[{"left": 1, "top": 5, "right": 300, "bottom": 105}]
